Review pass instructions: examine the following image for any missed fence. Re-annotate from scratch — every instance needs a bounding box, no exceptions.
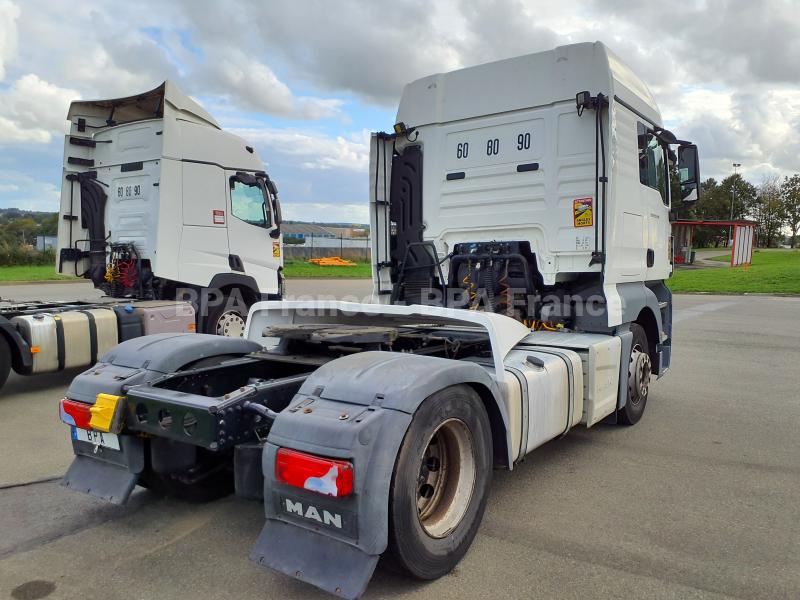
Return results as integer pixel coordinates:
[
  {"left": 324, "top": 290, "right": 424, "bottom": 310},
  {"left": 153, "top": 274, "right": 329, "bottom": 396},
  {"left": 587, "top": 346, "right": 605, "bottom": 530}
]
[{"left": 284, "top": 234, "right": 371, "bottom": 262}]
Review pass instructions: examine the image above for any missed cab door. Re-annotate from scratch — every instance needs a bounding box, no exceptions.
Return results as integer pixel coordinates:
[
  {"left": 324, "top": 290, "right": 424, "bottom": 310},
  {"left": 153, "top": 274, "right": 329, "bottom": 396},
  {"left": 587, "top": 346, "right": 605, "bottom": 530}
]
[
  {"left": 637, "top": 122, "right": 670, "bottom": 279},
  {"left": 225, "top": 171, "right": 282, "bottom": 294}
]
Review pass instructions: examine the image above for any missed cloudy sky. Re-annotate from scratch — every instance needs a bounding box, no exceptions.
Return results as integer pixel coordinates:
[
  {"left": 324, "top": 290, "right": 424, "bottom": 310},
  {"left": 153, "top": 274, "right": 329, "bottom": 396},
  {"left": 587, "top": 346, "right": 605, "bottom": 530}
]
[{"left": 1, "top": 0, "right": 798, "bottom": 221}]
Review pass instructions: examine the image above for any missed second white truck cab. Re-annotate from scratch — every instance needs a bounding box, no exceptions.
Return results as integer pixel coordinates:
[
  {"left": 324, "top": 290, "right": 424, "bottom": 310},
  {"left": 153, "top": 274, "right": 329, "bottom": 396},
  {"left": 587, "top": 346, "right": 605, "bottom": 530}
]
[
  {"left": 57, "top": 81, "right": 284, "bottom": 333},
  {"left": 0, "top": 82, "right": 285, "bottom": 392}
]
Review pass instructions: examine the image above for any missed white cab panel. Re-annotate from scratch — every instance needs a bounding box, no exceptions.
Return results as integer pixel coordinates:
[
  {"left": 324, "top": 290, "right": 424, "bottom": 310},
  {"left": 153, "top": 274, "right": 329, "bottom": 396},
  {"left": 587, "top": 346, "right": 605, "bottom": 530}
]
[
  {"left": 182, "top": 162, "right": 227, "bottom": 228},
  {"left": 398, "top": 100, "right": 598, "bottom": 286},
  {"left": 179, "top": 226, "right": 230, "bottom": 287},
  {"left": 93, "top": 120, "right": 163, "bottom": 167}
]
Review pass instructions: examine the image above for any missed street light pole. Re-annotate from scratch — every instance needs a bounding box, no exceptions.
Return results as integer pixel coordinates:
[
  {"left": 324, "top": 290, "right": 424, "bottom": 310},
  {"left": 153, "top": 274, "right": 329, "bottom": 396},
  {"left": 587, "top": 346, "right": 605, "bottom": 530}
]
[{"left": 728, "top": 163, "right": 741, "bottom": 247}]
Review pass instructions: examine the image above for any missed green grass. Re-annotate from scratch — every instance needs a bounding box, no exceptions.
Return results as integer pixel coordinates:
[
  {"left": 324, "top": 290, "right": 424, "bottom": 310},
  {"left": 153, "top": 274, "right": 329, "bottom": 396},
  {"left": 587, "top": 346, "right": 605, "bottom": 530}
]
[
  {"left": 0, "top": 265, "right": 77, "bottom": 283},
  {"left": 0, "top": 262, "right": 372, "bottom": 282},
  {"left": 669, "top": 249, "right": 800, "bottom": 294},
  {"left": 282, "top": 260, "right": 372, "bottom": 278}
]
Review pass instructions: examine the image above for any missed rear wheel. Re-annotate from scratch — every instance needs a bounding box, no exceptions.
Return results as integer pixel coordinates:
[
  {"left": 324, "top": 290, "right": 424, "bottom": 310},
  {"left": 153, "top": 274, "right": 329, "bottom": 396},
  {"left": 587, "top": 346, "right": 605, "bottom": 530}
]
[
  {"left": 617, "top": 323, "right": 651, "bottom": 425},
  {"left": 0, "top": 336, "right": 11, "bottom": 390},
  {"left": 387, "top": 385, "right": 492, "bottom": 579}
]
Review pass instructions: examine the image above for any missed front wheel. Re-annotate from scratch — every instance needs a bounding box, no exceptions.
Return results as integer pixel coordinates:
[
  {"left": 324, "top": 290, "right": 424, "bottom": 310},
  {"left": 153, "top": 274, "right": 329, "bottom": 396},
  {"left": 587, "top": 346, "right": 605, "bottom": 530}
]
[
  {"left": 617, "top": 323, "right": 651, "bottom": 426},
  {"left": 386, "top": 385, "right": 493, "bottom": 579}
]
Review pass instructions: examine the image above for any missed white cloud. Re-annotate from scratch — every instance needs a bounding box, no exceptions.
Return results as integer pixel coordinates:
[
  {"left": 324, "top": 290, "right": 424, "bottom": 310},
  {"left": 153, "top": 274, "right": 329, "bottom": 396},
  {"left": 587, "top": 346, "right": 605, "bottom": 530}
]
[
  {"left": 0, "top": 74, "right": 78, "bottom": 144},
  {"left": 0, "top": 115, "right": 51, "bottom": 144},
  {"left": 232, "top": 127, "right": 370, "bottom": 172},
  {"left": 0, "top": 0, "right": 20, "bottom": 81},
  {"left": 0, "top": 170, "right": 60, "bottom": 211},
  {"left": 198, "top": 50, "right": 344, "bottom": 120},
  {"left": 6, "top": 2, "right": 344, "bottom": 122}
]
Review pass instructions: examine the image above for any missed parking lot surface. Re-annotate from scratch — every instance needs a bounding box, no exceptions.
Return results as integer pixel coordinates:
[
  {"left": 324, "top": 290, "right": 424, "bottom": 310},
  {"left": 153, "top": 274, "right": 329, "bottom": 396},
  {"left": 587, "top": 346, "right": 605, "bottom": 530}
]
[{"left": 1, "top": 286, "right": 798, "bottom": 599}]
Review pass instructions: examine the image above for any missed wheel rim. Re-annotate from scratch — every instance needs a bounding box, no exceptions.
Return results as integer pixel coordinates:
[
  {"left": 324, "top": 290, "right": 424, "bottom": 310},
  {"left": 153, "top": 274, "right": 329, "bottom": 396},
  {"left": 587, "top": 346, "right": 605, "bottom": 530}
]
[
  {"left": 416, "top": 418, "right": 476, "bottom": 539},
  {"left": 628, "top": 343, "right": 652, "bottom": 405},
  {"left": 215, "top": 311, "right": 246, "bottom": 337}
]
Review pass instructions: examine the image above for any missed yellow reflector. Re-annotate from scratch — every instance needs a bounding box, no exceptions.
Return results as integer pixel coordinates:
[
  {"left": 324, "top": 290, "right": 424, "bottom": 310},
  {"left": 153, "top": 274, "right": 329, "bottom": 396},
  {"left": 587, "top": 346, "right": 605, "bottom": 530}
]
[
  {"left": 90, "top": 393, "right": 124, "bottom": 433},
  {"left": 187, "top": 322, "right": 196, "bottom": 332},
  {"left": 30, "top": 345, "right": 41, "bottom": 354}
]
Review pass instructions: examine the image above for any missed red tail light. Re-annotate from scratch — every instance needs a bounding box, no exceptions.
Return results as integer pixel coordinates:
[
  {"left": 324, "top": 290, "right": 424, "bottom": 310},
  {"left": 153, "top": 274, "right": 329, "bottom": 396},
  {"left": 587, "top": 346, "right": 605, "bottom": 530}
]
[
  {"left": 275, "top": 448, "right": 354, "bottom": 498},
  {"left": 59, "top": 397, "right": 92, "bottom": 430}
]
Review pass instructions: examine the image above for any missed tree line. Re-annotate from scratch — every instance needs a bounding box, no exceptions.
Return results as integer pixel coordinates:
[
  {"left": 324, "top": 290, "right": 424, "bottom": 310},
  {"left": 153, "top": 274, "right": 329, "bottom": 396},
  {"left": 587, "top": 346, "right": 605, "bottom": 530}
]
[
  {"left": 673, "top": 173, "right": 800, "bottom": 248},
  {"left": 0, "top": 209, "right": 59, "bottom": 266}
]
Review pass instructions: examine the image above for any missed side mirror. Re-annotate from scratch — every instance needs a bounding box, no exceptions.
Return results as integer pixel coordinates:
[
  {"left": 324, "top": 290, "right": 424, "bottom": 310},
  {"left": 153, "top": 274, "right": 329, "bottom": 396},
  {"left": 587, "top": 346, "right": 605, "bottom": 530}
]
[
  {"left": 269, "top": 192, "right": 282, "bottom": 239},
  {"left": 266, "top": 179, "right": 278, "bottom": 196},
  {"left": 262, "top": 202, "right": 271, "bottom": 228},
  {"left": 678, "top": 144, "right": 700, "bottom": 203}
]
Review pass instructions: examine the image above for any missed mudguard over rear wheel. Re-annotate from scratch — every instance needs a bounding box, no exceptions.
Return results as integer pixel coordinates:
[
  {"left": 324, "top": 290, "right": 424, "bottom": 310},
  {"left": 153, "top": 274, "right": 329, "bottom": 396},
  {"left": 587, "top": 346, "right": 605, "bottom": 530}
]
[{"left": 386, "top": 384, "right": 493, "bottom": 579}]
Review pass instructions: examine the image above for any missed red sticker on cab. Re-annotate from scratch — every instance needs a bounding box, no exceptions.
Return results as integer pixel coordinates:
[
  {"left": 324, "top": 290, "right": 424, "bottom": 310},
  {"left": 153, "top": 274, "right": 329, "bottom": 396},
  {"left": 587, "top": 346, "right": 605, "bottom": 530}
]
[{"left": 213, "top": 209, "right": 225, "bottom": 225}]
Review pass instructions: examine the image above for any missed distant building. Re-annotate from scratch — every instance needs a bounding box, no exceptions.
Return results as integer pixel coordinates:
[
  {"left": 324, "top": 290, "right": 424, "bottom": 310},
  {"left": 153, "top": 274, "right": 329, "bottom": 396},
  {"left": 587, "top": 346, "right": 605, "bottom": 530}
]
[
  {"left": 36, "top": 235, "right": 57, "bottom": 251},
  {"left": 326, "top": 226, "right": 369, "bottom": 238},
  {"left": 282, "top": 224, "right": 337, "bottom": 240}
]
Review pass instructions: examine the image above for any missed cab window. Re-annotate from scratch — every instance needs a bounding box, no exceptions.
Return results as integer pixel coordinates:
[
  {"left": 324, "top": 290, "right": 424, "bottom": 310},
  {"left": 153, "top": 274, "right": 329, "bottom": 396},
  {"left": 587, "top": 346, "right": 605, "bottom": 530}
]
[
  {"left": 637, "top": 122, "right": 668, "bottom": 205},
  {"left": 230, "top": 180, "right": 271, "bottom": 228}
]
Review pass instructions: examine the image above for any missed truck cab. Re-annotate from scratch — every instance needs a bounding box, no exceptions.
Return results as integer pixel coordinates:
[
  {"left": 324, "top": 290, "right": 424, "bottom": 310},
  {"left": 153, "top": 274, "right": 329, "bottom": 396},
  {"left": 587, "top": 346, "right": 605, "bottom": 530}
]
[
  {"left": 57, "top": 81, "right": 284, "bottom": 334},
  {"left": 370, "top": 41, "right": 700, "bottom": 379},
  {"left": 0, "top": 83, "right": 287, "bottom": 391}
]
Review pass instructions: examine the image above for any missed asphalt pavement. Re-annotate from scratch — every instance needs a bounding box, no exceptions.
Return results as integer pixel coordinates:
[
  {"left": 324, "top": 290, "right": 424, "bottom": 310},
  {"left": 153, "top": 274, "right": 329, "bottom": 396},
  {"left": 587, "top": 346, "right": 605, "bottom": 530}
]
[{"left": 1, "top": 283, "right": 798, "bottom": 599}]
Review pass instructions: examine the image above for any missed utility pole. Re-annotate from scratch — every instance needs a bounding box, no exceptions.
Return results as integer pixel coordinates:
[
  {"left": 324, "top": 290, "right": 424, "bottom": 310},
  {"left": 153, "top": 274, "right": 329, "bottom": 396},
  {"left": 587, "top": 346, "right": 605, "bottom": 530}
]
[{"left": 728, "top": 163, "right": 741, "bottom": 247}]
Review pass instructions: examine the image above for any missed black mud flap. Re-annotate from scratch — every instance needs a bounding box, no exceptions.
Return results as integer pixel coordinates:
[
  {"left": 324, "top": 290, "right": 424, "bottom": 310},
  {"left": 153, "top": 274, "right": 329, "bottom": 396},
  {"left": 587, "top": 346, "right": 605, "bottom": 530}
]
[
  {"left": 62, "top": 455, "right": 139, "bottom": 505},
  {"left": 250, "top": 520, "right": 379, "bottom": 600}
]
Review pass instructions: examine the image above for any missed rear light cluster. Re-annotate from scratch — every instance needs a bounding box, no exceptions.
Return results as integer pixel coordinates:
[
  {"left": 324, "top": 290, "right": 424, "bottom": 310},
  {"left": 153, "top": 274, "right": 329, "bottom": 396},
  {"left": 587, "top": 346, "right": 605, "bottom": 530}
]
[
  {"left": 59, "top": 397, "right": 92, "bottom": 430},
  {"left": 276, "top": 448, "right": 354, "bottom": 498},
  {"left": 59, "top": 394, "right": 125, "bottom": 433}
]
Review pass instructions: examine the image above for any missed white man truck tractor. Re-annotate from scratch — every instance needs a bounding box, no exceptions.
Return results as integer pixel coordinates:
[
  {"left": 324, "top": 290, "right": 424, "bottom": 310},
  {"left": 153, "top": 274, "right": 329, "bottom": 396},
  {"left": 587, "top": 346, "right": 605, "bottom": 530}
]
[
  {"left": 0, "top": 82, "right": 284, "bottom": 392},
  {"left": 57, "top": 43, "right": 699, "bottom": 599}
]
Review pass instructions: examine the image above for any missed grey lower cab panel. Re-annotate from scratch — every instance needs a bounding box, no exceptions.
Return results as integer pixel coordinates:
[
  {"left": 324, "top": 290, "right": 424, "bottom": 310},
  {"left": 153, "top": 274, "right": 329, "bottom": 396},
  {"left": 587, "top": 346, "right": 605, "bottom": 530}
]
[
  {"left": 62, "top": 455, "right": 139, "bottom": 505},
  {"left": 250, "top": 519, "right": 379, "bottom": 600}
]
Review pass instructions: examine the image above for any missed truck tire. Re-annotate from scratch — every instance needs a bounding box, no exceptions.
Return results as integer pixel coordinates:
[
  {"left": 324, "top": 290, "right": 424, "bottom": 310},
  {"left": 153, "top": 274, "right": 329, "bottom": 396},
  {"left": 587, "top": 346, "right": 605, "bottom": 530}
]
[
  {"left": 204, "top": 301, "right": 249, "bottom": 337},
  {"left": 617, "top": 323, "right": 651, "bottom": 426},
  {"left": 386, "top": 384, "right": 493, "bottom": 579},
  {"left": 0, "top": 335, "right": 11, "bottom": 391}
]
